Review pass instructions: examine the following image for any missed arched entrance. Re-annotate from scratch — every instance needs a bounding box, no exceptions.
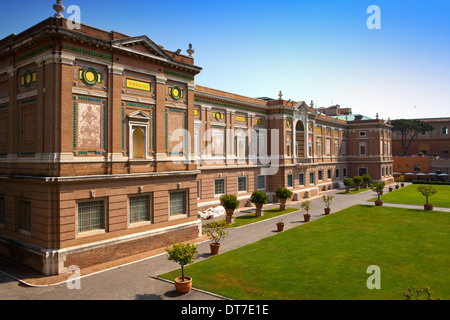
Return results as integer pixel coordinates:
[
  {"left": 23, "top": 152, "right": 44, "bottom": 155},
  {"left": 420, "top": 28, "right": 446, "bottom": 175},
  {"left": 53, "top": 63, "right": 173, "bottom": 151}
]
[{"left": 296, "top": 120, "right": 305, "bottom": 158}]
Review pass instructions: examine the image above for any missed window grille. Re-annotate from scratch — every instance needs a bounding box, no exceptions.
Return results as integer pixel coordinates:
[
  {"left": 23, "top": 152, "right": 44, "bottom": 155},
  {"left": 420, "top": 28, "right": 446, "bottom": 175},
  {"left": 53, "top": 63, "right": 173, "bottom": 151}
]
[
  {"left": 78, "top": 201, "right": 104, "bottom": 232},
  {"left": 130, "top": 196, "right": 150, "bottom": 223},
  {"left": 170, "top": 191, "right": 186, "bottom": 216}
]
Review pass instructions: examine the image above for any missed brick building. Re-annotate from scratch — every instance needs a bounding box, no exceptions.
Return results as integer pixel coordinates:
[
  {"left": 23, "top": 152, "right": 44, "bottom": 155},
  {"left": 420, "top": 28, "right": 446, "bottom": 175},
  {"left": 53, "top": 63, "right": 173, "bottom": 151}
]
[
  {"left": 391, "top": 117, "right": 450, "bottom": 157},
  {"left": 0, "top": 15, "right": 393, "bottom": 275}
]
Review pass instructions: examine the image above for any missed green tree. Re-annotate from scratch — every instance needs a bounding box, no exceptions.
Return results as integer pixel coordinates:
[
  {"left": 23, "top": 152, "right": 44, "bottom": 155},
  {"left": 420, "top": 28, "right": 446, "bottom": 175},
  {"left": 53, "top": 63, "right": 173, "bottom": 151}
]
[{"left": 391, "top": 119, "right": 434, "bottom": 155}]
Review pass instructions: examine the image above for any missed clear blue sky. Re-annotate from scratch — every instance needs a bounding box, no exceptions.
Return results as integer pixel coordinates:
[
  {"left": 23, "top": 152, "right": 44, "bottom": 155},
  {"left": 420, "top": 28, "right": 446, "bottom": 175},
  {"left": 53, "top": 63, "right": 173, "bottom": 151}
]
[{"left": 1, "top": 0, "right": 449, "bottom": 120}]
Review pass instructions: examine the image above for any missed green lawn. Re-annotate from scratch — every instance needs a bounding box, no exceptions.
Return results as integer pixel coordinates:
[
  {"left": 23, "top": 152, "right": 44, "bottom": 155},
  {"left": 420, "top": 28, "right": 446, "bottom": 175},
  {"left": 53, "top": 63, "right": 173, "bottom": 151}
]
[
  {"left": 369, "top": 184, "right": 450, "bottom": 208},
  {"left": 337, "top": 187, "right": 370, "bottom": 195},
  {"left": 231, "top": 208, "right": 299, "bottom": 228},
  {"left": 160, "top": 205, "right": 450, "bottom": 300}
]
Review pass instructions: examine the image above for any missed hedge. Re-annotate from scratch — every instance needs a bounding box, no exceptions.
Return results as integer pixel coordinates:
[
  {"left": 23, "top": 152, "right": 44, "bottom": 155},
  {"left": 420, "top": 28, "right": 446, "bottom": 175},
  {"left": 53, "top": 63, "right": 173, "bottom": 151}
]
[{"left": 412, "top": 180, "right": 450, "bottom": 185}]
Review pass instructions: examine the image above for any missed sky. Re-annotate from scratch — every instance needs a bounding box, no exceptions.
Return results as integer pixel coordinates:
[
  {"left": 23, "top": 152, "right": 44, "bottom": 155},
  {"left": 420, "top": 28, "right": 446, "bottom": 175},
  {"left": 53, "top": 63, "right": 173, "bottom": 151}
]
[{"left": 1, "top": 0, "right": 449, "bottom": 120}]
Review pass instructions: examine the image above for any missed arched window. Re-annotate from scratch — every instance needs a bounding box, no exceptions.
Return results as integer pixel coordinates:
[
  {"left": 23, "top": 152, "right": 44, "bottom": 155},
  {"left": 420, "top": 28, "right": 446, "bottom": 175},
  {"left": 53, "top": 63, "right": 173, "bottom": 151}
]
[{"left": 132, "top": 128, "right": 144, "bottom": 159}]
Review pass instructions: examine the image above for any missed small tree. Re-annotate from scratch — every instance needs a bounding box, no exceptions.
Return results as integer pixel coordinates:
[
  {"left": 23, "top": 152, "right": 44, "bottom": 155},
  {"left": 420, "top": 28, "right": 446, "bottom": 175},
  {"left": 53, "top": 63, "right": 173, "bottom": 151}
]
[
  {"left": 396, "top": 175, "right": 405, "bottom": 187},
  {"left": 250, "top": 190, "right": 268, "bottom": 217},
  {"left": 301, "top": 200, "right": 311, "bottom": 215},
  {"left": 353, "top": 176, "right": 363, "bottom": 191},
  {"left": 275, "top": 186, "right": 293, "bottom": 200},
  {"left": 166, "top": 243, "right": 198, "bottom": 281},
  {"left": 250, "top": 190, "right": 268, "bottom": 205},
  {"left": 220, "top": 194, "right": 240, "bottom": 210},
  {"left": 417, "top": 185, "right": 437, "bottom": 205},
  {"left": 343, "top": 178, "right": 353, "bottom": 193},
  {"left": 203, "top": 220, "right": 231, "bottom": 244},
  {"left": 370, "top": 181, "right": 386, "bottom": 202},
  {"left": 322, "top": 195, "right": 334, "bottom": 208},
  {"left": 362, "top": 174, "right": 371, "bottom": 188}
]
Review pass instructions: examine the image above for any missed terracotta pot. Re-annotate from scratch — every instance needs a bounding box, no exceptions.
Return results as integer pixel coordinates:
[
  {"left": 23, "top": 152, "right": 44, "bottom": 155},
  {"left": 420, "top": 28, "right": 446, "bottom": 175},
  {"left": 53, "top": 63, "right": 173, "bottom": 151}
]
[
  {"left": 324, "top": 208, "right": 331, "bottom": 215},
  {"left": 174, "top": 276, "right": 192, "bottom": 294},
  {"left": 424, "top": 203, "right": 434, "bottom": 211},
  {"left": 379, "top": 191, "right": 384, "bottom": 195},
  {"left": 303, "top": 213, "right": 311, "bottom": 222},
  {"left": 210, "top": 242, "right": 220, "bottom": 255},
  {"left": 279, "top": 199, "right": 287, "bottom": 211},
  {"left": 355, "top": 184, "right": 360, "bottom": 191},
  {"left": 276, "top": 222, "right": 285, "bottom": 232},
  {"left": 375, "top": 200, "right": 383, "bottom": 206},
  {"left": 255, "top": 203, "right": 263, "bottom": 217},
  {"left": 395, "top": 185, "right": 399, "bottom": 189},
  {"left": 401, "top": 183, "right": 404, "bottom": 187},
  {"left": 389, "top": 187, "right": 393, "bottom": 192}
]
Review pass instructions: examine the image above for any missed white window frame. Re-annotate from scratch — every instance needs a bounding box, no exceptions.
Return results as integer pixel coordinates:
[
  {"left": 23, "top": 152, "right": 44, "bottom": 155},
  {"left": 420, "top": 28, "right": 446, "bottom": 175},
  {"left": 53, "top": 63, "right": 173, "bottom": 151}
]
[
  {"left": 287, "top": 174, "right": 293, "bottom": 188},
  {"left": 76, "top": 199, "right": 107, "bottom": 237},
  {"left": 214, "top": 178, "right": 226, "bottom": 196},
  {"left": 257, "top": 175, "right": 266, "bottom": 190},
  {"left": 128, "top": 194, "right": 153, "bottom": 226},
  {"left": 169, "top": 190, "right": 188, "bottom": 218},
  {"left": 237, "top": 176, "right": 248, "bottom": 193}
]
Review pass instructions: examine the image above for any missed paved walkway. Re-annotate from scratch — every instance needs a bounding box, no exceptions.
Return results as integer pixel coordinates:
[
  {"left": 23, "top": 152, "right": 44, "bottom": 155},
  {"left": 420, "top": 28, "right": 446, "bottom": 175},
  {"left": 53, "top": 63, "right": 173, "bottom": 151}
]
[{"left": 0, "top": 184, "right": 448, "bottom": 300}]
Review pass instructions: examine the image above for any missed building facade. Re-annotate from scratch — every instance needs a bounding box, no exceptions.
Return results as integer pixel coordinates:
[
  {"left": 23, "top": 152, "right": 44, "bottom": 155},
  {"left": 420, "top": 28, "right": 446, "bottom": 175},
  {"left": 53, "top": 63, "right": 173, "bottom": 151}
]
[
  {"left": 391, "top": 118, "right": 450, "bottom": 157},
  {"left": 0, "top": 17, "right": 393, "bottom": 275}
]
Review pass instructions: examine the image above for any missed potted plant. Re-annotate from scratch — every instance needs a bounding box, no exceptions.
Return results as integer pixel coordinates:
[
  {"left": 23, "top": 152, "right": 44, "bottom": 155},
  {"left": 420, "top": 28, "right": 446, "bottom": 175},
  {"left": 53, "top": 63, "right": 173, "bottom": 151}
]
[
  {"left": 370, "top": 180, "right": 386, "bottom": 206},
  {"left": 343, "top": 178, "right": 353, "bottom": 193},
  {"left": 220, "top": 194, "right": 240, "bottom": 224},
  {"left": 166, "top": 242, "right": 198, "bottom": 294},
  {"left": 250, "top": 190, "right": 268, "bottom": 217},
  {"left": 398, "top": 175, "right": 405, "bottom": 187},
  {"left": 353, "top": 175, "right": 363, "bottom": 191},
  {"left": 322, "top": 194, "right": 334, "bottom": 215},
  {"left": 362, "top": 174, "right": 371, "bottom": 189},
  {"left": 417, "top": 185, "right": 437, "bottom": 211},
  {"left": 275, "top": 186, "right": 293, "bottom": 211},
  {"left": 203, "top": 220, "right": 231, "bottom": 255},
  {"left": 394, "top": 176, "right": 402, "bottom": 189},
  {"left": 301, "top": 200, "right": 311, "bottom": 222},
  {"left": 276, "top": 218, "right": 285, "bottom": 232}
]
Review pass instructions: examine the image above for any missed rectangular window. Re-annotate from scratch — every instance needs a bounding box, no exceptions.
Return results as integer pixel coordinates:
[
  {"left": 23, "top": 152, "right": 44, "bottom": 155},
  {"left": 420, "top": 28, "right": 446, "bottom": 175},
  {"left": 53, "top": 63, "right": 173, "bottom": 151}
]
[
  {"left": 78, "top": 201, "right": 104, "bottom": 233},
  {"left": 336, "top": 168, "right": 340, "bottom": 179},
  {"left": 359, "top": 131, "right": 366, "bottom": 136},
  {"left": 318, "top": 170, "right": 323, "bottom": 181},
  {"left": 129, "top": 196, "right": 151, "bottom": 223},
  {"left": 360, "top": 145, "right": 366, "bottom": 155},
  {"left": 18, "top": 200, "right": 31, "bottom": 233},
  {"left": 170, "top": 191, "right": 187, "bottom": 216},
  {"left": 287, "top": 174, "right": 293, "bottom": 187},
  {"left": 0, "top": 197, "right": 4, "bottom": 224},
  {"left": 327, "top": 169, "right": 332, "bottom": 179},
  {"left": 343, "top": 168, "right": 347, "bottom": 177},
  {"left": 257, "top": 176, "right": 266, "bottom": 190},
  {"left": 299, "top": 173, "right": 304, "bottom": 186},
  {"left": 309, "top": 172, "right": 315, "bottom": 185},
  {"left": 197, "top": 180, "right": 201, "bottom": 199},
  {"left": 214, "top": 178, "right": 226, "bottom": 195},
  {"left": 238, "top": 176, "right": 247, "bottom": 192}
]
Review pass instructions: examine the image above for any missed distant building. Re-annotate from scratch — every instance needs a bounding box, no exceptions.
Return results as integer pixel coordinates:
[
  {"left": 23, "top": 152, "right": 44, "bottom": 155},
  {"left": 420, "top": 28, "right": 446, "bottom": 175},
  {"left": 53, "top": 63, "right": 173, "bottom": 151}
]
[
  {"left": 391, "top": 118, "right": 450, "bottom": 157},
  {"left": 317, "top": 105, "right": 353, "bottom": 117}
]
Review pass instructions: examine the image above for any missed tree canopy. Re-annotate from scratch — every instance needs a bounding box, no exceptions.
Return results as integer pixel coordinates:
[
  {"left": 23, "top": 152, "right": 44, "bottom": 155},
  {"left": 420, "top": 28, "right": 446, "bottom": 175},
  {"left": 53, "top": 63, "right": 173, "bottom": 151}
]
[{"left": 391, "top": 119, "right": 435, "bottom": 155}]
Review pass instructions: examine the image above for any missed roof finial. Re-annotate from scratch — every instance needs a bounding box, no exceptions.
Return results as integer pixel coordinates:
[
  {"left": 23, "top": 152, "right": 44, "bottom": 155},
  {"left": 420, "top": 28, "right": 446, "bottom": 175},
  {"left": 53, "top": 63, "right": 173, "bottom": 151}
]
[
  {"left": 187, "top": 43, "right": 195, "bottom": 57},
  {"left": 53, "top": 0, "right": 65, "bottom": 19},
  {"left": 278, "top": 91, "right": 283, "bottom": 100}
]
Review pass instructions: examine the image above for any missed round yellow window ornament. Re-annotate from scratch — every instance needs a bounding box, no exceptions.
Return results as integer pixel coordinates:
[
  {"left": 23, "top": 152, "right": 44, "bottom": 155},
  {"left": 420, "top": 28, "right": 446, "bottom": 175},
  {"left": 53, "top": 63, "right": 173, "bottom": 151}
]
[
  {"left": 170, "top": 85, "right": 183, "bottom": 100},
  {"left": 24, "top": 70, "right": 33, "bottom": 87},
  {"left": 82, "top": 68, "right": 99, "bottom": 86}
]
